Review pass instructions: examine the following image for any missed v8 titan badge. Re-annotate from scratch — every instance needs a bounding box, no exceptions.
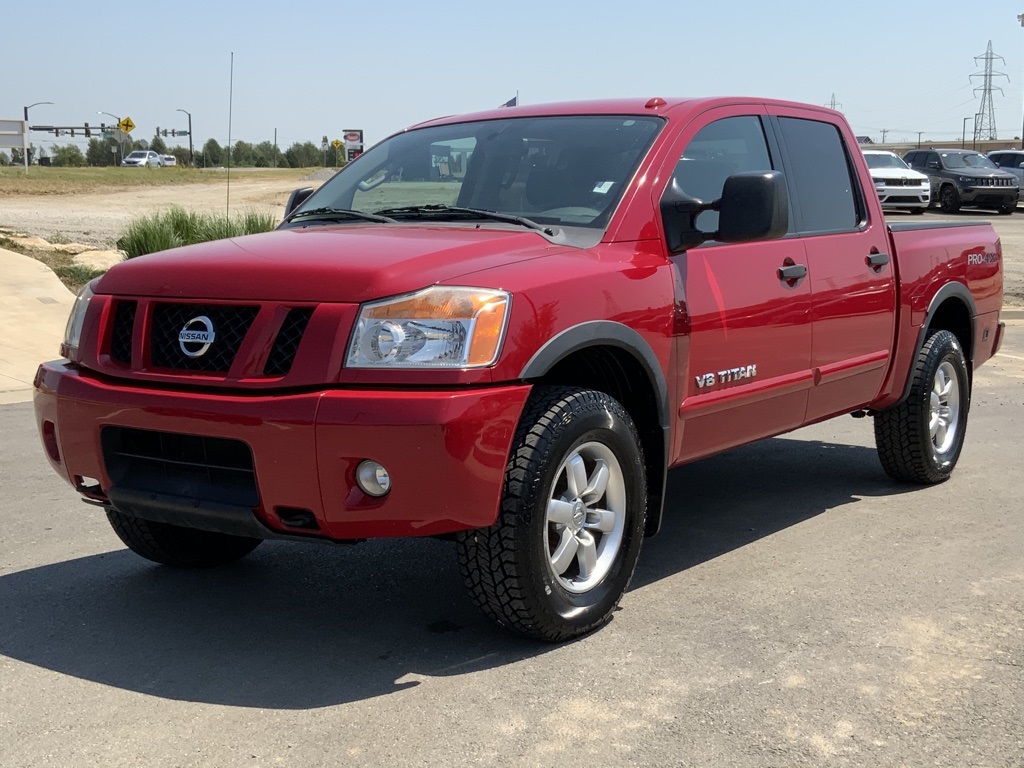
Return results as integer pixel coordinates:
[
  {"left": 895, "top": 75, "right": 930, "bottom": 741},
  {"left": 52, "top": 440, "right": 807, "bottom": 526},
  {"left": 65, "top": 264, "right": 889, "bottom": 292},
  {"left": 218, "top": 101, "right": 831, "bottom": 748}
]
[{"left": 178, "top": 315, "right": 216, "bottom": 357}]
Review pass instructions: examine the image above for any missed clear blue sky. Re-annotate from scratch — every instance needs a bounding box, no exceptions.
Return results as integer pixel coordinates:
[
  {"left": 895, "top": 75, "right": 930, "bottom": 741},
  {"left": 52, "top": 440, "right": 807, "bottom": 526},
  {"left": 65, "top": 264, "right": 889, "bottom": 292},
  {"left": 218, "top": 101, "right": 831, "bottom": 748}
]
[{"left": 6, "top": 0, "right": 1024, "bottom": 155}]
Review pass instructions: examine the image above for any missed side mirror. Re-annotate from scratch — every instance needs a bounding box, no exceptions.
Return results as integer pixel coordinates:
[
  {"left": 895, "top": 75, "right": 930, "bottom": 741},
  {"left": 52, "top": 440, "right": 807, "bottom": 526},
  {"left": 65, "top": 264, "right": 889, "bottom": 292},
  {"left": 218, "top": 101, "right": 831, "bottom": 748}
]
[
  {"left": 284, "top": 187, "right": 314, "bottom": 218},
  {"left": 660, "top": 171, "right": 789, "bottom": 253},
  {"left": 717, "top": 171, "right": 789, "bottom": 244}
]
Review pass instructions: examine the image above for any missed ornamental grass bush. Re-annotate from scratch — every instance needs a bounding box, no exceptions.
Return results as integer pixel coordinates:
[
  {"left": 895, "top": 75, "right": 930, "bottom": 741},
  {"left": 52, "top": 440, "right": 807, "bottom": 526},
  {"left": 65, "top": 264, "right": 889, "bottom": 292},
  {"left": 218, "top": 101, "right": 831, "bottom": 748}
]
[{"left": 117, "top": 206, "right": 276, "bottom": 259}]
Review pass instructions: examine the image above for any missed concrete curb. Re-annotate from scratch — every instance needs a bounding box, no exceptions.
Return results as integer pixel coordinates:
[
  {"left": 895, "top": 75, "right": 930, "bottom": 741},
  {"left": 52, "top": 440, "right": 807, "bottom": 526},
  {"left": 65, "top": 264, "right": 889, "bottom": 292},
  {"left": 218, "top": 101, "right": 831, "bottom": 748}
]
[{"left": 1001, "top": 308, "right": 1024, "bottom": 319}]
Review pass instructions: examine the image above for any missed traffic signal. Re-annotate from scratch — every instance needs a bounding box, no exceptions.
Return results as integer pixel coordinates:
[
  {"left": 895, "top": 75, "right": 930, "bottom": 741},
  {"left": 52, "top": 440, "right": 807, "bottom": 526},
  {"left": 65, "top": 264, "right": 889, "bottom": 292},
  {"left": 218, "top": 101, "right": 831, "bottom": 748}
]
[
  {"left": 84, "top": 123, "right": 91, "bottom": 138},
  {"left": 171, "top": 129, "right": 176, "bottom": 137}
]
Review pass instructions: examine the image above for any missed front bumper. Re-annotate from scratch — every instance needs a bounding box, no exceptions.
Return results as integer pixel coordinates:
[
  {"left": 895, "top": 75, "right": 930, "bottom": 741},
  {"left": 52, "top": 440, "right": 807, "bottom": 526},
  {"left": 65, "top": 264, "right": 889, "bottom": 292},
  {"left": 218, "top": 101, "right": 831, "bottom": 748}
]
[
  {"left": 877, "top": 184, "right": 929, "bottom": 209},
  {"left": 959, "top": 186, "right": 1018, "bottom": 206},
  {"left": 34, "top": 361, "right": 531, "bottom": 540}
]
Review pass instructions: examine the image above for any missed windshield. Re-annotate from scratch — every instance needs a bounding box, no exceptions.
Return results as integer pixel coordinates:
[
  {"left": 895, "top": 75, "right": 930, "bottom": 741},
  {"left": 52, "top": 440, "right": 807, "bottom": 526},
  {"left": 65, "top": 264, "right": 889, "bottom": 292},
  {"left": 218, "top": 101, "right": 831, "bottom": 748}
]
[
  {"left": 864, "top": 153, "right": 909, "bottom": 170},
  {"left": 126, "top": 152, "right": 145, "bottom": 159},
  {"left": 942, "top": 152, "right": 997, "bottom": 170},
  {"left": 293, "top": 115, "right": 663, "bottom": 230}
]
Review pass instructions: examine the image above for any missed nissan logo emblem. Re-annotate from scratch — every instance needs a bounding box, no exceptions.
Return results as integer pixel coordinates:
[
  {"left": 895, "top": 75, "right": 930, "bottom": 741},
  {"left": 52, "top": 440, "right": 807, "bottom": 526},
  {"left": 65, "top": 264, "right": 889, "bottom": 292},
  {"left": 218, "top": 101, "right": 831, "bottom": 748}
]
[{"left": 178, "top": 315, "right": 216, "bottom": 357}]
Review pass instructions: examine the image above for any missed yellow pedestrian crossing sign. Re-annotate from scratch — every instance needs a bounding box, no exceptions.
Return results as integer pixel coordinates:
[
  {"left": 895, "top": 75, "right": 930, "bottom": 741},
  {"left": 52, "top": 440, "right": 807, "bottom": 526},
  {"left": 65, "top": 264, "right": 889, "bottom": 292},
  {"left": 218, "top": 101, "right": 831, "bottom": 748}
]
[{"left": 118, "top": 116, "right": 135, "bottom": 133}]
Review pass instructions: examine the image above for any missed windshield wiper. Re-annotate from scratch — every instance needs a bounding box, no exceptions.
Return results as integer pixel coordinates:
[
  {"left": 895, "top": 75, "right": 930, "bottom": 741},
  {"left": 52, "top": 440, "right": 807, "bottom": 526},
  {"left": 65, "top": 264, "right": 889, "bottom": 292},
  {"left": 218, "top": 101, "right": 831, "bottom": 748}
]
[
  {"left": 286, "top": 207, "right": 397, "bottom": 224},
  {"left": 374, "top": 205, "right": 554, "bottom": 235}
]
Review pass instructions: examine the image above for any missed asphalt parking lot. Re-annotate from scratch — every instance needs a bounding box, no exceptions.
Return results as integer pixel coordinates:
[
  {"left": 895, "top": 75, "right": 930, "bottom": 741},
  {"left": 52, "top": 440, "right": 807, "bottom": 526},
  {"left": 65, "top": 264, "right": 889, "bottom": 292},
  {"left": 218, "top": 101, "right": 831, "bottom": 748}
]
[{"left": 1, "top": 317, "right": 1021, "bottom": 766}]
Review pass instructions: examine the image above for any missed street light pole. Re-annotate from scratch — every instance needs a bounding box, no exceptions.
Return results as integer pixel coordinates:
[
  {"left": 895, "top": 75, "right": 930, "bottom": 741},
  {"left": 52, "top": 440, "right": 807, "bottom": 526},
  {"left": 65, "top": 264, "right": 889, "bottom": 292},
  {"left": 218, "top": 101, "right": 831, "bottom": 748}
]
[
  {"left": 22, "top": 102, "right": 53, "bottom": 168},
  {"left": 176, "top": 108, "right": 193, "bottom": 166},
  {"left": 963, "top": 116, "right": 973, "bottom": 149},
  {"left": 97, "top": 111, "right": 122, "bottom": 165}
]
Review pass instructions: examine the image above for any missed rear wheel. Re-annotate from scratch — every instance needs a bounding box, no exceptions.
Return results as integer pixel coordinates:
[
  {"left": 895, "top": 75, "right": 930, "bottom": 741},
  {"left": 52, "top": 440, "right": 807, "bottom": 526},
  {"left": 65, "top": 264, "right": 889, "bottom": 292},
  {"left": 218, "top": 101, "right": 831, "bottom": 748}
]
[
  {"left": 874, "top": 330, "right": 969, "bottom": 484},
  {"left": 939, "top": 186, "right": 961, "bottom": 213},
  {"left": 456, "top": 387, "right": 647, "bottom": 641},
  {"left": 106, "top": 509, "right": 262, "bottom": 567}
]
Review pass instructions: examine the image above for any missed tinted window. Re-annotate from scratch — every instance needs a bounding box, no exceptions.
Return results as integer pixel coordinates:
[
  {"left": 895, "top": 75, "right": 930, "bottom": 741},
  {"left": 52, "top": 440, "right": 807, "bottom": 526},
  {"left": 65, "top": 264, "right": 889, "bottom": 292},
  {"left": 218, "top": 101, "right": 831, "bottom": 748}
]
[
  {"left": 670, "top": 115, "right": 773, "bottom": 231},
  {"left": 778, "top": 117, "right": 859, "bottom": 233}
]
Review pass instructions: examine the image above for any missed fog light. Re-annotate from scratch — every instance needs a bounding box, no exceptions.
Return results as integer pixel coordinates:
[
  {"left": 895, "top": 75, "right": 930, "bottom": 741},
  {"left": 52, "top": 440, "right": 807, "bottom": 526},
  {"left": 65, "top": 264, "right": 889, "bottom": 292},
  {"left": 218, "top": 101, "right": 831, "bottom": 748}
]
[{"left": 356, "top": 460, "right": 391, "bottom": 497}]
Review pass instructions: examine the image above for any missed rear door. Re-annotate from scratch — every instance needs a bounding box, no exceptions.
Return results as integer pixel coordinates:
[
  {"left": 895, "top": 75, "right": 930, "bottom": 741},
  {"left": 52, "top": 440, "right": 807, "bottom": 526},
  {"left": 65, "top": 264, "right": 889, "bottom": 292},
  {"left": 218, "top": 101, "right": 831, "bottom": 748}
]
[
  {"left": 768, "top": 109, "right": 896, "bottom": 421},
  {"left": 661, "top": 107, "right": 813, "bottom": 464}
]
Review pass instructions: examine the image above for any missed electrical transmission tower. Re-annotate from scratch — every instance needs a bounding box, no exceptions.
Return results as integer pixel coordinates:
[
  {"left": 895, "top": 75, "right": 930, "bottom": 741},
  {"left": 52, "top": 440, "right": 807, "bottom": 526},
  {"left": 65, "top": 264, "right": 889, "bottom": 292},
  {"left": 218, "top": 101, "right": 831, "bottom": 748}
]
[
  {"left": 971, "top": 40, "right": 1009, "bottom": 141},
  {"left": 824, "top": 93, "right": 842, "bottom": 110}
]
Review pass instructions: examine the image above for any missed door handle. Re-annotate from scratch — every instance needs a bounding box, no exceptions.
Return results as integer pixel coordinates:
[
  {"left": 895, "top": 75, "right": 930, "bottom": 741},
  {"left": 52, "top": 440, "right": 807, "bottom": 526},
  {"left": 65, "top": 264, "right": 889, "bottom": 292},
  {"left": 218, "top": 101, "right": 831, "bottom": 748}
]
[
  {"left": 866, "top": 252, "right": 890, "bottom": 269},
  {"left": 778, "top": 264, "right": 808, "bottom": 281}
]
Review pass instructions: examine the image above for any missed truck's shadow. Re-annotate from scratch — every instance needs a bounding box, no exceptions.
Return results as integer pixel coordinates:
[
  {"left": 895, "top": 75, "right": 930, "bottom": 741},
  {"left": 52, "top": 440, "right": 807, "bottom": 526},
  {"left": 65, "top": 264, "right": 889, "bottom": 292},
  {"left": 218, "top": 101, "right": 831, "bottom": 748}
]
[{"left": 0, "top": 437, "right": 914, "bottom": 709}]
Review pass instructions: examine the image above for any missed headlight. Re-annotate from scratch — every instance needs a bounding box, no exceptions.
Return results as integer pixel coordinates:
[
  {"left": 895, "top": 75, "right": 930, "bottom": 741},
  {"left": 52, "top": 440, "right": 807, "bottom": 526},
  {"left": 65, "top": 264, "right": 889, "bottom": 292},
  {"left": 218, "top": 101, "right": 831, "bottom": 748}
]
[
  {"left": 872, "top": 178, "right": 885, "bottom": 186},
  {"left": 346, "top": 286, "right": 511, "bottom": 369},
  {"left": 959, "top": 176, "right": 976, "bottom": 184},
  {"left": 61, "top": 279, "right": 97, "bottom": 360}
]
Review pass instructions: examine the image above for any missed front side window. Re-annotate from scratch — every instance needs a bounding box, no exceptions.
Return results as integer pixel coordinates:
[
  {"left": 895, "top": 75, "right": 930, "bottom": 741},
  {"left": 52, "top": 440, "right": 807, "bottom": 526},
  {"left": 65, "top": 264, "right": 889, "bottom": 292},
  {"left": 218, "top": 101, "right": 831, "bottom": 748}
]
[
  {"left": 778, "top": 117, "right": 861, "bottom": 233},
  {"left": 295, "top": 115, "right": 663, "bottom": 231},
  {"left": 668, "top": 115, "right": 774, "bottom": 232}
]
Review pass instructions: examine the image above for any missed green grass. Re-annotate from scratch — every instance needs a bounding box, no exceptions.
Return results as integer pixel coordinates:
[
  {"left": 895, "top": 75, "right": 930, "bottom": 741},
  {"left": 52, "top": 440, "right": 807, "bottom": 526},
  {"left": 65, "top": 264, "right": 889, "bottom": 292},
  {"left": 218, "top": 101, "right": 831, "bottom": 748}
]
[{"left": 116, "top": 206, "right": 277, "bottom": 258}]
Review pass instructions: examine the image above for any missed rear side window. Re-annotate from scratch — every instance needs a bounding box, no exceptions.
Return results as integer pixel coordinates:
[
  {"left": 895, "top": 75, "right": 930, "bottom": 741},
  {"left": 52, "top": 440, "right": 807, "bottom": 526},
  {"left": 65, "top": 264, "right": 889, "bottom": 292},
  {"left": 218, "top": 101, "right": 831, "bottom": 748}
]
[{"left": 778, "top": 117, "right": 860, "bottom": 233}]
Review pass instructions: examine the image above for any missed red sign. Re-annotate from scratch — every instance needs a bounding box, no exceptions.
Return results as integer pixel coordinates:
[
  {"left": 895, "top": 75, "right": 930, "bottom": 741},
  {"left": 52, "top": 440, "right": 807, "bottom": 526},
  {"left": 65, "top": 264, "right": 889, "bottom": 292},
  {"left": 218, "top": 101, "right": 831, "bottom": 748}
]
[{"left": 343, "top": 131, "right": 362, "bottom": 143}]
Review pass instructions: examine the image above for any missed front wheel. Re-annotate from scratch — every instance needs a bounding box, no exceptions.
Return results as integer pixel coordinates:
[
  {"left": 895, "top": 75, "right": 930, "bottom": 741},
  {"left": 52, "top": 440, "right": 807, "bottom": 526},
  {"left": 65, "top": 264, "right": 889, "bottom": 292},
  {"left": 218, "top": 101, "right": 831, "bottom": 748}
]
[
  {"left": 874, "top": 330, "right": 970, "bottom": 484},
  {"left": 106, "top": 509, "right": 262, "bottom": 567},
  {"left": 998, "top": 201, "right": 1016, "bottom": 215},
  {"left": 456, "top": 387, "right": 647, "bottom": 641},
  {"left": 939, "top": 186, "right": 961, "bottom": 213}
]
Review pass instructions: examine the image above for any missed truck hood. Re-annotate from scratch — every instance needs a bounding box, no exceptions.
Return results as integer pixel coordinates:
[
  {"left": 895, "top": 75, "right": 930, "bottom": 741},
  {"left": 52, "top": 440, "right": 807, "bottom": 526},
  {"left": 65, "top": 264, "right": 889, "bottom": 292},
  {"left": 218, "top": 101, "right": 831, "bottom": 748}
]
[{"left": 97, "top": 225, "right": 569, "bottom": 302}]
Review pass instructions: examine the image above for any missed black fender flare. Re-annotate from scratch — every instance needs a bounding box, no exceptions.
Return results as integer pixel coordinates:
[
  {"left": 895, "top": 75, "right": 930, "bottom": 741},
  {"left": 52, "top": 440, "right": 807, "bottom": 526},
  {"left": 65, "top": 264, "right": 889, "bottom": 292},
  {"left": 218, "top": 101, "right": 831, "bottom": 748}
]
[
  {"left": 896, "top": 281, "right": 976, "bottom": 405},
  {"left": 519, "top": 321, "right": 671, "bottom": 536}
]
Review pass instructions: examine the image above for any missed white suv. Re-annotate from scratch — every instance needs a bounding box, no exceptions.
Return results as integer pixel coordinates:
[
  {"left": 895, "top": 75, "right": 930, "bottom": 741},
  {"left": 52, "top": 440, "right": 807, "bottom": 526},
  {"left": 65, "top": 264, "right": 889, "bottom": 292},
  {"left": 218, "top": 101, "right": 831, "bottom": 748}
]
[{"left": 862, "top": 150, "right": 930, "bottom": 213}]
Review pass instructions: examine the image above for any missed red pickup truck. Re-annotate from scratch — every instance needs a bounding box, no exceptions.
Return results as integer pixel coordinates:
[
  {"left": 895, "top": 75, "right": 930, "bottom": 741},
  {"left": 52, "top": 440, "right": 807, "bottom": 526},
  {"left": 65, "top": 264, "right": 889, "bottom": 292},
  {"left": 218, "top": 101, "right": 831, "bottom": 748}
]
[{"left": 34, "top": 97, "right": 1004, "bottom": 641}]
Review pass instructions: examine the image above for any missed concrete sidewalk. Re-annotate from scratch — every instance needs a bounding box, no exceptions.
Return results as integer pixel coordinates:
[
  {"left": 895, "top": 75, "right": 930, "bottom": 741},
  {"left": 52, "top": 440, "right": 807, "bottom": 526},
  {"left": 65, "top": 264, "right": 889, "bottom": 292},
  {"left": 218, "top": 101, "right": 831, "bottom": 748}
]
[{"left": 0, "top": 248, "right": 73, "bottom": 404}]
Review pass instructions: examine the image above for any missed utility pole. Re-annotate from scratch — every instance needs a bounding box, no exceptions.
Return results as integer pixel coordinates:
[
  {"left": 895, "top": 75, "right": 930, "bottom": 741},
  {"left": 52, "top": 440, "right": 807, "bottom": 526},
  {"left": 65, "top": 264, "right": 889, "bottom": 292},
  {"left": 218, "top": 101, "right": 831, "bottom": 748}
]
[
  {"left": 917, "top": 131, "right": 924, "bottom": 148},
  {"left": 881, "top": 128, "right": 889, "bottom": 143},
  {"left": 273, "top": 128, "right": 277, "bottom": 169},
  {"left": 971, "top": 40, "right": 1008, "bottom": 143}
]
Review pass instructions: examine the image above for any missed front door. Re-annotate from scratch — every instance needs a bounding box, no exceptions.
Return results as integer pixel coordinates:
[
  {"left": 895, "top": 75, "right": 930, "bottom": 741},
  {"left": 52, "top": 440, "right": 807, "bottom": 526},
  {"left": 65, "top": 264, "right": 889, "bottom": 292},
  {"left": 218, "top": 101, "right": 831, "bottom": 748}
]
[{"left": 662, "top": 110, "right": 813, "bottom": 464}]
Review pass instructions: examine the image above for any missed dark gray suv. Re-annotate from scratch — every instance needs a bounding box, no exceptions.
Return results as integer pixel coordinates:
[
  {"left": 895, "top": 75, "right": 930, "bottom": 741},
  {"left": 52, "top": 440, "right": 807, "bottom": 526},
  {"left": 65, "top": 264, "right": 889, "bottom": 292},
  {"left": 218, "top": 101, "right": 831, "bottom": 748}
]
[{"left": 903, "top": 148, "right": 1018, "bottom": 214}]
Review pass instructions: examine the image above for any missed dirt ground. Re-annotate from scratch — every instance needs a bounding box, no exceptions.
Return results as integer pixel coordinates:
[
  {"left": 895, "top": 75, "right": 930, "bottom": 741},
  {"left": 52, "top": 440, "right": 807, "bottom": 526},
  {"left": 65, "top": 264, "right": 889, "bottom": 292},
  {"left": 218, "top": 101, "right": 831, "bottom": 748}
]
[
  {"left": 0, "top": 179, "right": 1020, "bottom": 306},
  {"left": 0, "top": 175, "right": 321, "bottom": 249}
]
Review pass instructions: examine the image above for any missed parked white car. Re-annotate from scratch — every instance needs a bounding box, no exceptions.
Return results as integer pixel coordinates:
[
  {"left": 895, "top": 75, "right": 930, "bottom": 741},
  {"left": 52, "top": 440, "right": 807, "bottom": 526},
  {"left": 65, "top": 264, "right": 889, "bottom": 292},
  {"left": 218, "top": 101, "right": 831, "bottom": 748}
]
[
  {"left": 862, "top": 150, "right": 930, "bottom": 213},
  {"left": 121, "top": 150, "right": 162, "bottom": 168}
]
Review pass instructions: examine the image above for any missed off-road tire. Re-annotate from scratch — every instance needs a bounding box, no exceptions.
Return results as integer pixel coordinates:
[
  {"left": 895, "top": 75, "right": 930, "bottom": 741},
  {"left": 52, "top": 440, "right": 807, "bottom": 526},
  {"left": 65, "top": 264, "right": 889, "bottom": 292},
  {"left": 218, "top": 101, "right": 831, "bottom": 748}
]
[
  {"left": 456, "top": 387, "right": 647, "bottom": 642},
  {"left": 106, "top": 508, "right": 262, "bottom": 567},
  {"left": 874, "top": 330, "right": 970, "bottom": 484},
  {"left": 939, "top": 185, "right": 961, "bottom": 213}
]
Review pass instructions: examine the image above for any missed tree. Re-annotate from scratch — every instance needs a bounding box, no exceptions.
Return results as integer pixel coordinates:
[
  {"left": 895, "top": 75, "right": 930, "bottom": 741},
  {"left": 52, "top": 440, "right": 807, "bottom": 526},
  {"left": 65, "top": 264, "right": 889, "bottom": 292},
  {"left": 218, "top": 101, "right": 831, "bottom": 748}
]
[
  {"left": 150, "top": 134, "right": 168, "bottom": 155},
  {"left": 0, "top": 151, "right": 9, "bottom": 166},
  {"left": 230, "top": 140, "right": 256, "bottom": 167},
  {"left": 51, "top": 144, "right": 86, "bottom": 167},
  {"left": 11, "top": 148, "right": 24, "bottom": 165},
  {"left": 284, "top": 141, "right": 321, "bottom": 168},
  {"left": 86, "top": 138, "right": 118, "bottom": 166},
  {"left": 202, "top": 138, "right": 222, "bottom": 166}
]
